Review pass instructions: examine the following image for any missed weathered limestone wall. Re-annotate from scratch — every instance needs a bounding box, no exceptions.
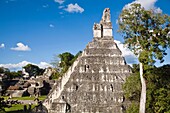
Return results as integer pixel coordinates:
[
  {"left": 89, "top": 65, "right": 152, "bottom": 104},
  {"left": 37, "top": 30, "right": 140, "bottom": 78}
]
[
  {"left": 93, "top": 23, "right": 102, "bottom": 38},
  {"left": 45, "top": 38, "right": 131, "bottom": 113},
  {"left": 43, "top": 56, "right": 81, "bottom": 110},
  {"left": 41, "top": 8, "right": 131, "bottom": 113},
  {"left": 103, "top": 29, "right": 112, "bottom": 37}
]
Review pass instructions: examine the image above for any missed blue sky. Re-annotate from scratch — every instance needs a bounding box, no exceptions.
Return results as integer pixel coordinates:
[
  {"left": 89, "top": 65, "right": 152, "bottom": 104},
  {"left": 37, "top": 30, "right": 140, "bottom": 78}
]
[{"left": 0, "top": 0, "right": 170, "bottom": 70}]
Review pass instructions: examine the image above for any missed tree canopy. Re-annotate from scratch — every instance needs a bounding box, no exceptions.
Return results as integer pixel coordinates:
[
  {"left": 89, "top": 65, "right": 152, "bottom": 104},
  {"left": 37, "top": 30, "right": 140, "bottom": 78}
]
[
  {"left": 51, "top": 51, "right": 82, "bottom": 76},
  {"left": 0, "top": 67, "right": 9, "bottom": 74},
  {"left": 23, "top": 64, "right": 44, "bottom": 77},
  {"left": 118, "top": 3, "right": 170, "bottom": 113},
  {"left": 118, "top": 3, "right": 170, "bottom": 66},
  {"left": 124, "top": 64, "right": 170, "bottom": 113},
  {"left": 49, "top": 51, "right": 82, "bottom": 80},
  {"left": 0, "top": 67, "right": 22, "bottom": 79},
  {"left": 58, "top": 52, "right": 75, "bottom": 73}
]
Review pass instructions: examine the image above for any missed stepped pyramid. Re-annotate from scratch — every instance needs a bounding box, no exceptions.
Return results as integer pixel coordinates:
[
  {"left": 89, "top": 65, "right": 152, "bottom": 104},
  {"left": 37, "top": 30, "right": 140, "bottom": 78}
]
[{"left": 42, "top": 8, "right": 131, "bottom": 113}]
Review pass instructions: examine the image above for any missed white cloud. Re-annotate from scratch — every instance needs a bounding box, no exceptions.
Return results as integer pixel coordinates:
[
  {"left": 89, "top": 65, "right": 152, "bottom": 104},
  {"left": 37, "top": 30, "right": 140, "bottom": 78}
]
[
  {"left": 116, "top": 19, "right": 118, "bottom": 24},
  {"left": 42, "top": 4, "right": 49, "bottom": 8},
  {"left": 64, "top": 3, "right": 84, "bottom": 13},
  {"left": 38, "top": 62, "right": 52, "bottom": 69},
  {"left": 59, "top": 12, "right": 64, "bottom": 14},
  {"left": 49, "top": 24, "right": 55, "bottom": 28},
  {"left": 124, "top": 0, "right": 162, "bottom": 13},
  {"left": 0, "top": 43, "right": 5, "bottom": 48},
  {"left": 137, "top": 0, "right": 157, "bottom": 10},
  {"left": 0, "top": 61, "right": 52, "bottom": 71},
  {"left": 54, "top": 0, "right": 64, "bottom": 4},
  {"left": 58, "top": 6, "right": 64, "bottom": 9},
  {"left": 114, "top": 40, "right": 138, "bottom": 64},
  {"left": 11, "top": 43, "right": 31, "bottom": 51},
  {"left": 154, "top": 7, "right": 162, "bottom": 13}
]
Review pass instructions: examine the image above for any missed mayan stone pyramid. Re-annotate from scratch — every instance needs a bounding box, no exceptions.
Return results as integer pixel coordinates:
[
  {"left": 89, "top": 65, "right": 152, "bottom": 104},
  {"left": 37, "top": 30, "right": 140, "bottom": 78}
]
[{"left": 42, "top": 8, "right": 131, "bottom": 113}]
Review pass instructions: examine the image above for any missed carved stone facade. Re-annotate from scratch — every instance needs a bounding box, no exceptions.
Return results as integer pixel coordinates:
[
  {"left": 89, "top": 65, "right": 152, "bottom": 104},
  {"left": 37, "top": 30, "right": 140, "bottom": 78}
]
[
  {"left": 42, "top": 8, "right": 131, "bottom": 113},
  {"left": 93, "top": 23, "right": 102, "bottom": 38},
  {"left": 93, "top": 8, "right": 113, "bottom": 39}
]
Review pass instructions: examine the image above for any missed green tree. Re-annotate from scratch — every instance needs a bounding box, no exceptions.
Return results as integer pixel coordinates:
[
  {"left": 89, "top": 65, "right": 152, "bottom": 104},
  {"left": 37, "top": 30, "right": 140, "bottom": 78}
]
[
  {"left": 123, "top": 65, "right": 141, "bottom": 113},
  {"left": 51, "top": 51, "right": 82, "bottom": 75},
  {"left": 10, "top": 71, "right": 22, "bottom": 78},
  {"left": 145, "top": 65, "right": 170, "bottom": 113},
  {"left": 50, "top": 51, "right": 82, "bottom": 80},
  {"left": 70, "top": 51, "right": 82, "bottom": 64},
  {"left": 118, "top": 3, "right": 170, "bottom": 113},
  {"left": 0, "top": 68, "right": 4, "bottom": 74},
  {"left": 51, "top": 55, "right": 60, "bottom": 69},
  {"left": 0, "top": 67, "right": 10, "bottom": 74},
  {"left": 58, "top": 52, "right": 75, "bottom": 74},
  {"left": 131, "top": 64, "right": 140, "bottom": 73},
  {"left": 23, "top": 64, "right": 44, "bottom": 77},
  {"left": 123, "top": 65, "right": 170, "bottom": 113},
  {"left": 50, "top": 71, "right": 60, "bottom": 80},
  {"left": 126, "top": 102, "right": 139, "bottom": 113},
  {"left": 123, "top": 73, "right": 141, "bottom": 102}
]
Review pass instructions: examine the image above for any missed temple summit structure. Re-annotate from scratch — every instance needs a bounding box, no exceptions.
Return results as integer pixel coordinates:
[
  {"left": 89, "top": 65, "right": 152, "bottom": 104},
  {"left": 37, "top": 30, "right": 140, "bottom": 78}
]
[{"left": 39, "top": 8, "right": 131, "bottom": 113}]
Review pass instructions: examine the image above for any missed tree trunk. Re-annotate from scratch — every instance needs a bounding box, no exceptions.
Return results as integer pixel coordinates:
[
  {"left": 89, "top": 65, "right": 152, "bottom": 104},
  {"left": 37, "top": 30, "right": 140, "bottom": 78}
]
[{"left": 139, "top": 62, "right": 146, "bottom": 113}]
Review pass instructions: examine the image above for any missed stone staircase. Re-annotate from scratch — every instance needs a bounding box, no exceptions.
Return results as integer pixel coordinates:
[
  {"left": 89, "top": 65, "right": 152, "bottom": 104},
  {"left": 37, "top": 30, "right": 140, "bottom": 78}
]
[
  {"left": 42, "top": 54, "right": 82, "bottom": 110},
  {"left": 35, "top": 8, "right": 132, "bottom": 113}
]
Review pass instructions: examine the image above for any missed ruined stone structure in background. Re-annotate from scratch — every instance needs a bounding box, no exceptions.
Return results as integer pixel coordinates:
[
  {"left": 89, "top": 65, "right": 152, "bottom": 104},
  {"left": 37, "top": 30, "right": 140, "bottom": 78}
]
[
  {"left": 43, "top": 67, "right": 56, "bottom": 78},
  {"left": 42, "top": 8, "right": 131, "bottom": 113}
]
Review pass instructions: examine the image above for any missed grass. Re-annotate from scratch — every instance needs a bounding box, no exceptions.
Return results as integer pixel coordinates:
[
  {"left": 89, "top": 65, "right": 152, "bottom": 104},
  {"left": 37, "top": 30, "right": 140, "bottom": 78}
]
[
  {"left": 1, "top": 96, "right": 8, "bottom": 100},
  {"left": 2, "top": 95, "right": 46, "bottom": 101},
  {"left": 38, "top": 95, "right": 46, "bottom": 101},
  {"left": 11, "top": 96, "right": 35, "bottom": 100},
  {"left": 1, "top": 95, "right": 46, "bottom": 112},
  {"left": 5, "top": 104, "right": 36, "bottom": 112}
]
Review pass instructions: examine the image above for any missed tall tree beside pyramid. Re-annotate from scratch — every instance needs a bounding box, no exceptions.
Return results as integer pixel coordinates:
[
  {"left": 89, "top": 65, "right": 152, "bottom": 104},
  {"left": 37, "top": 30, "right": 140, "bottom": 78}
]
[
  {"left": 118, "top": 3, "right": 170, "bottom": 113},
  {"left": 39, "top": 8, "right": 131, "bottom": 113}
]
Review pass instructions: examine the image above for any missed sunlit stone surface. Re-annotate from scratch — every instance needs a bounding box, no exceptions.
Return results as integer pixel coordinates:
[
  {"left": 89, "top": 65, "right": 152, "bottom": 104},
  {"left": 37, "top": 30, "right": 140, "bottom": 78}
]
[{"left": 41, "top": 8, "right": 131, "bottom": 113}]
